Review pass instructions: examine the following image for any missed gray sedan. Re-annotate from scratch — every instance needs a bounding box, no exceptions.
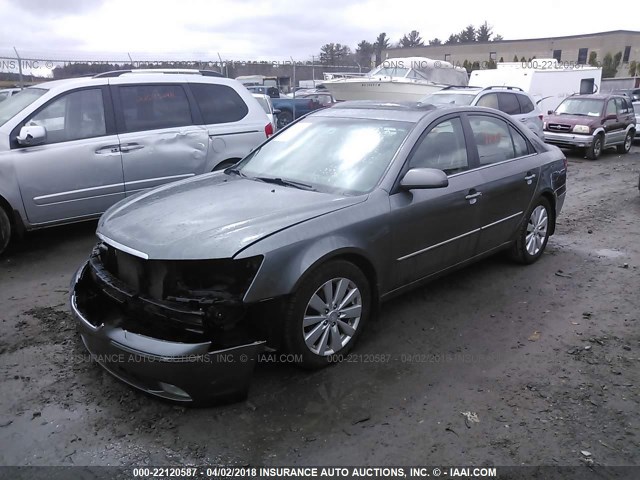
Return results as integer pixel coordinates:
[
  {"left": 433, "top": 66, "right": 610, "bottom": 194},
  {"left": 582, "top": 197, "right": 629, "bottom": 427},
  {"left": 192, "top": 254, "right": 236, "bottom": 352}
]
[{"left": 70, "top": 101, "right": 567, "bottom": 404}]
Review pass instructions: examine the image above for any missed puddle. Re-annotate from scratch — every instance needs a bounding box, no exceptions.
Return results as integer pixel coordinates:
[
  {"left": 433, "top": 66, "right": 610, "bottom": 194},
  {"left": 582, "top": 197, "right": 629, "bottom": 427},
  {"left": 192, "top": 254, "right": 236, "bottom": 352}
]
[{"left": 594, "top": 249, "right": 626, "bottom": 258}]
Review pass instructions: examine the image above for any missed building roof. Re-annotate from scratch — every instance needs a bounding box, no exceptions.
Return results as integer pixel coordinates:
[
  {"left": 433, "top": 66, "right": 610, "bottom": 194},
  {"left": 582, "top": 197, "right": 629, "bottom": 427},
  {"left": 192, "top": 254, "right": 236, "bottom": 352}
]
[{"left": 386, "top": 30, "right": 640, "bottom": 51}]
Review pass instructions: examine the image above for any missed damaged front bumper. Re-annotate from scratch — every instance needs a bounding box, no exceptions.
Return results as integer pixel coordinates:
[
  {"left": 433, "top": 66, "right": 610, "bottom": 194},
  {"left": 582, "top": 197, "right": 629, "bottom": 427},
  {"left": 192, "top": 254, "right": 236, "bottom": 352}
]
[{"left": 70, "top": 254, "right": 266, "bottom": 405}]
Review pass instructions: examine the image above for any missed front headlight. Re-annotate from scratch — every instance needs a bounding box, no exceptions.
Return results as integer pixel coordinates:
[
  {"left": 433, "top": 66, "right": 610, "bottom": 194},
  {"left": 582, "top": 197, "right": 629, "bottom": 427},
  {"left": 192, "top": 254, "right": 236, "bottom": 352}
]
[
  {"left": 572, "top": 125, "right": 590, "bottom": 134},
  {"left": 543, "top": 121, "right": 547, "bottom": 130}
]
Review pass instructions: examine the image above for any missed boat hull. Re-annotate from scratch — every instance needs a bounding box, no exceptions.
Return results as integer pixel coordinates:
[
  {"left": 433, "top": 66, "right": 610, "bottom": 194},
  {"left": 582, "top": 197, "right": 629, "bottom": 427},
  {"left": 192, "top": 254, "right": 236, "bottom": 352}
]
[{"left": 323, "top": 79, "right": 446, "bottom": 102}]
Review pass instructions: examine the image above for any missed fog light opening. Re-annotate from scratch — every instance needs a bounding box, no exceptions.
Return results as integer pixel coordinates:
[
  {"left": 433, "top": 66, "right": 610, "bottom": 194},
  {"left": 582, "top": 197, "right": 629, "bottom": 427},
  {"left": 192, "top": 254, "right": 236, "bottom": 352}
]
[{"left": 158, "top": 382, "right": 191, "bottom": 400}]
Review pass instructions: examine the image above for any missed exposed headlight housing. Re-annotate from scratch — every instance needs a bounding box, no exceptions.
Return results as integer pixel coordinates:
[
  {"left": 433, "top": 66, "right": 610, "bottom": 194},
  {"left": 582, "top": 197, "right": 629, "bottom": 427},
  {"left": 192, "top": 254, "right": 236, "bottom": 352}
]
[{"left": 572, "top": 125, "right": 590, "bottom": 134}]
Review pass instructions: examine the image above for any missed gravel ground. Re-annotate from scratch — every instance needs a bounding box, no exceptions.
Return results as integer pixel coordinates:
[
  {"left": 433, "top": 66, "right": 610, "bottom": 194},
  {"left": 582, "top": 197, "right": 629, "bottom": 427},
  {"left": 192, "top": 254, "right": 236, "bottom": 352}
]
[{"left": 0, "top": 146, "right": 638, "bottom": 468}]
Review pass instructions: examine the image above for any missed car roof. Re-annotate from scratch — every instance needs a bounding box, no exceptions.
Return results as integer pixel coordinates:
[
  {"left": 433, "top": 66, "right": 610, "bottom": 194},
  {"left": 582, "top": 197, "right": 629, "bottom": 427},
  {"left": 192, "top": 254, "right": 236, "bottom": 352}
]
[
  {"left": 569, "top": 93, "right": 620, "bottom": 100},
  {"left": 432, "top": 87, "right": 482, "bottom": 94},
  {"left": 314, "top": 100, "right": 455, "bottom": 122},
  {"left": 21, "top": 72, "right": 243, "bottom": 93}
]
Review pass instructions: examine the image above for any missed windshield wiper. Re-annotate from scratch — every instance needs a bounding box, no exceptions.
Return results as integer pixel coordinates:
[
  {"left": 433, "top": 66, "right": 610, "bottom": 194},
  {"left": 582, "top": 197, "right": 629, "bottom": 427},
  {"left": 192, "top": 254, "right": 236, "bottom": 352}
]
[{"left": 253, "top": 176, "right": 316, "bottom": 191}]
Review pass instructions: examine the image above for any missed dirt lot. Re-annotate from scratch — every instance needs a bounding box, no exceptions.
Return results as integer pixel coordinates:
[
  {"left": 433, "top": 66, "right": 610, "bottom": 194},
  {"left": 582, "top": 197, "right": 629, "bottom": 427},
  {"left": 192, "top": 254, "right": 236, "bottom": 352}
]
[{"left": 0, "top": 146, "right": 638, "bottom": 468}]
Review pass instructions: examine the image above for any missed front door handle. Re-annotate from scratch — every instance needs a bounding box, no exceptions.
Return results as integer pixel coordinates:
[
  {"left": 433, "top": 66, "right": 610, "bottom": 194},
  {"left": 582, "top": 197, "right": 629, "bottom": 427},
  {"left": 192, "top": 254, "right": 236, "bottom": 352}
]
[
  {"left": 465, "top": 190, "right": 482, "bottom": 204},
  {"left": 95, "top": 145, "right": 120, "bottom": 155},
  {"left": 120, "top": 143, "right": 144, "bottom": 153}
]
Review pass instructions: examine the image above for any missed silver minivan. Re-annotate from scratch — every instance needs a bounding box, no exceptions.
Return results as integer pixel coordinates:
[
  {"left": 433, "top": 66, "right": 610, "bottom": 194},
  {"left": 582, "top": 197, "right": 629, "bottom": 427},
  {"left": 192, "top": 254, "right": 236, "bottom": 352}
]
[{"left": 0, "top": 70, "right": 272, "bottom": 254}]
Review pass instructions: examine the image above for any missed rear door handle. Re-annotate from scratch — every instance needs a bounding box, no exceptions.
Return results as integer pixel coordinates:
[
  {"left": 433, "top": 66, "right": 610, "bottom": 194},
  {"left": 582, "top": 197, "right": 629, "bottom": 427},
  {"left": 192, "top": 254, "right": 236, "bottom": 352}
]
[
  {"left": 120, "top": 143, "right": 144, "bottom": 153},
  {"left": 525, "top": 173, "right": 537, "bottom": 184}
]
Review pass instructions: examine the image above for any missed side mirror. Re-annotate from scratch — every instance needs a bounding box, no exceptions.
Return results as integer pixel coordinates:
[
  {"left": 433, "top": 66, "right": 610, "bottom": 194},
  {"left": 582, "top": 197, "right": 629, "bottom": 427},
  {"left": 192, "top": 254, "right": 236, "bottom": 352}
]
[
  {"left": 273, "top": 109, "right": 281, "bottom": 115},
  {"left": 604, "top": 113, "right": 617, "bottom": 121},
  {"left": 400, "top": 168, "right": 449, "bottom": 190},
  {"left": 16, "top": 124, "right": 46, "bottom": 146}
]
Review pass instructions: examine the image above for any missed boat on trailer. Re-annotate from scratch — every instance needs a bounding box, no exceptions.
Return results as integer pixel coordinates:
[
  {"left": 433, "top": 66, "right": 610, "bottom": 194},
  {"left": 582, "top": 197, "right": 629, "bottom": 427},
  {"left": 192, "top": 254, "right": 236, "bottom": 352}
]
[{"left": 321, "top": 57, "right": 469, "bottom": 102}]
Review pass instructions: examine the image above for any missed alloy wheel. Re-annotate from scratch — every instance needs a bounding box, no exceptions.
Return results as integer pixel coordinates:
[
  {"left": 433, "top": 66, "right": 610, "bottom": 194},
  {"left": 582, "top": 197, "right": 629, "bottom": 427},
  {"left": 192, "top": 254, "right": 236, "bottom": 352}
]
[
  {"left": 302, "top": 277, "right": 362, "bottom": 356},
  {"left": 525, "top": 205, "right": 548, "bottom": 256}
]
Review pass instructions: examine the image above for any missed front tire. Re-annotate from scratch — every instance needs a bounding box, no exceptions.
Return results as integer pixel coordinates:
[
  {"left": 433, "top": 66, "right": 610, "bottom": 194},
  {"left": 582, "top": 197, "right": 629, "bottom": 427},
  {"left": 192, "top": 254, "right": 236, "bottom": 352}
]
[
  {"left": 283, "top": 260, "right": 371, "bottom": 369},
  {"left": 585, "top": 133, "right": 603, "bottom": 160},
  {"left": 509, "top": 197, "right": 552, "bottom": 264},
  {"left": 616, "top": 131, "right": 633, "bottom": 154},
  {"left": 0, "top": 207, "right": 11, "bottom": 255}
]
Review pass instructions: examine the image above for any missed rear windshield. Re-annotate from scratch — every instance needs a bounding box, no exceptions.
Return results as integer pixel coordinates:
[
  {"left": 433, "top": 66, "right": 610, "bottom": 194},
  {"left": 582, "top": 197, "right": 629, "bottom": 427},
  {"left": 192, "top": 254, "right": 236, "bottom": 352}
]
[
  {"left": 0, "top": 88, "right": 47, "bottom": 127},
  {"left": 422, "top": 93, "right": 476, "bottom": 106}
]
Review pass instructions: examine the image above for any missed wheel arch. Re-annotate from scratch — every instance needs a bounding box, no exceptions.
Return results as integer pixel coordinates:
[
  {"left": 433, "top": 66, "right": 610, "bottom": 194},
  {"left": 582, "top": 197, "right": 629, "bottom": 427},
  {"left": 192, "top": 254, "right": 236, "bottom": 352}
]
[
  {"left": 212, "top": 157, "right": 241, "bottom": 171},
  {"left": 291, "top": 248, "right": 379, "bottom": 307},
  {"left": 538, "top": 189, "right": 557, "bottom": 235}
]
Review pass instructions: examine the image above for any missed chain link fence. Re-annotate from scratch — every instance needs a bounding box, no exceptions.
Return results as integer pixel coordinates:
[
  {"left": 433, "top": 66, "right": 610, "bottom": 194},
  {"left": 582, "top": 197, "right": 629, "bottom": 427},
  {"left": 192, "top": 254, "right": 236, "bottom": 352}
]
[{"left": 0, "top": 48, "right": 364, "bottom": 90}]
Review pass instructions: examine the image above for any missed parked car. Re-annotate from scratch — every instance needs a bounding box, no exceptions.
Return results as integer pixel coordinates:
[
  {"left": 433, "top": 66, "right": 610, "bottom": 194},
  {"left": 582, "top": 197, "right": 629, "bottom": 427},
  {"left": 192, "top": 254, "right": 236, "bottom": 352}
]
[
  {"left": 634, "top": 101, "right": 640, "bottom": 143},
  {"left": 420, "top": 86, "right": 545, "bottom": 139},
  {"left": 252, "top": 93, "right": 279, "bottom": 132},
  {"left": 543, "top": 93, "right": 636, "bottom": 159},
  {"left": 246, "top": 85, "right": 280, "bottom": 98},
  {"left": 0, "top": 69, "right": 272, "bottom": 255},
  {"left": 244, "top": 86, "right": 325, "bottom": 128},
  {"left": 612, "top": 88, "right": 640, "bottom": 103},
  {"left": 296, "top": 91, "right": 337, "bottom": 107},
  {"left": 0, "top": 88, "right": 21, "bottom": 103},
  {"left": 71, "top": 101, "right": 567, "bottom": 404}
]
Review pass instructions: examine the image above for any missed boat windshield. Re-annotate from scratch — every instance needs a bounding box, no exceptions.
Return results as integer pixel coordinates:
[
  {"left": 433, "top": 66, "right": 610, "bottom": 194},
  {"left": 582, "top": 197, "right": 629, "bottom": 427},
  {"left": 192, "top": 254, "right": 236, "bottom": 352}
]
[{"left": 370, "top": 66, "right": 410, "bottom": 77}]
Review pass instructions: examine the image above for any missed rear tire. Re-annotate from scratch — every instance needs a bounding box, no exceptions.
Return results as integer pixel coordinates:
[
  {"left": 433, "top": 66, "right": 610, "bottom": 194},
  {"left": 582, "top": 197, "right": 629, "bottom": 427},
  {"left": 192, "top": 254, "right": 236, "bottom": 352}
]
[
  {"left": 585, "top": 133, "right": 603, "bottom": 160},
  {"left": 616, "top": 131, "right": 633, "bottom": 154},
  {"left": 283, "top": 260, "right": 371, "bottom": 369},
  {"left": 0, "top": 207, "right": 11, "bottom": 256},
  {"left": 277, "top": 110, "right": 293, "bottom": 129},
  {"left": 509, "top": 197, "right": 552, "bottom": 265}
]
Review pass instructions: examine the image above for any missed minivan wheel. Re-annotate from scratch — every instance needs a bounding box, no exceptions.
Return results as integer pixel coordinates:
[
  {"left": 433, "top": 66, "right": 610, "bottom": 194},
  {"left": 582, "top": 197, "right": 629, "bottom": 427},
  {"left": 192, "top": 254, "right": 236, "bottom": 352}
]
[
  {"left": 616, "top": 131, "right": 633, "bottom": 154},
  {"left": 509, "top": 197, "right": 552, "bottom": 265},
  {"left": 0, "top": 207, "right": 11, "bottom": 255},
  {"left": 586, "top": 133, "right": 603, "bottom": 160},
  {"left": 283, "top": 260, "right": 371, "bottom": 369}
]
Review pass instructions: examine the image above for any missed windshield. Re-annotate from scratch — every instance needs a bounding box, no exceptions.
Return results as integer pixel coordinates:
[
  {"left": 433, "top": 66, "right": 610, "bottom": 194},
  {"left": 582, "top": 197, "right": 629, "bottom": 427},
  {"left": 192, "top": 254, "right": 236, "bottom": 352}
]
[
  {"left": 0, "top": 88, "right": 47, "bottom": 126},
  {"left": 236, "top": 117, "right": 413, "bottom": 195},
  {"left": 555, "top": 98, "right": 604, "bottom": 117},
  {"left": 369, "top": 66, "right": 410, "bottom": 78},
  {"left": 422, "top": 92, "right": 476, "bottom": 106}
]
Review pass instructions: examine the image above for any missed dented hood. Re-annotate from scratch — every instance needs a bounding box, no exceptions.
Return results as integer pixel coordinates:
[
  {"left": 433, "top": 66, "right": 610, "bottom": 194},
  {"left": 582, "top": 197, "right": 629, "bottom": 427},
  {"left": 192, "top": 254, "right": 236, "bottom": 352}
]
[{"left": 97, "top": 173, "right": 365, "bottom": 260}]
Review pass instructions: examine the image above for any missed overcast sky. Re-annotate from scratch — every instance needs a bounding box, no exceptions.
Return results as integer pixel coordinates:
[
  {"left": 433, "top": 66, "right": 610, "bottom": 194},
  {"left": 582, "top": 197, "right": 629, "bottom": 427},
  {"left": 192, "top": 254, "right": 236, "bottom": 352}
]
[{"left": 1, "top": 0, "right": 637, "bottom": 62}]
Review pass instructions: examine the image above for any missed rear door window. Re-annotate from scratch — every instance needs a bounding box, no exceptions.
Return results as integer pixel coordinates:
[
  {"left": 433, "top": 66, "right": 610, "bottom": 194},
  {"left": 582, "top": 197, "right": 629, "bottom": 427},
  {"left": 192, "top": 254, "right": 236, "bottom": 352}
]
[
  {"left": 497, "top": 93, "right": 521, "bottom": 115},
  {"left": 190, "top": 83, "right": 249, "bottom": 124},
  {"left": 469, "top": 115, "right": 523, "bottom": 165},
  {"left": 118, "top": 84, "right": 192, "bottom": 132}
]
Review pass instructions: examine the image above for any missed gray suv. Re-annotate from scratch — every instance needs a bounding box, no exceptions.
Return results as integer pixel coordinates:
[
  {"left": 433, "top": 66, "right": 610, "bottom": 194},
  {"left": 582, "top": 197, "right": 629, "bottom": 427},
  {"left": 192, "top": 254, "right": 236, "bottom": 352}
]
[
  {"left": 0, "top": 70, "right": 272, "bottom": 254},
  {"left": 421, "top": 86, "right": 544, "bottom": 139}
]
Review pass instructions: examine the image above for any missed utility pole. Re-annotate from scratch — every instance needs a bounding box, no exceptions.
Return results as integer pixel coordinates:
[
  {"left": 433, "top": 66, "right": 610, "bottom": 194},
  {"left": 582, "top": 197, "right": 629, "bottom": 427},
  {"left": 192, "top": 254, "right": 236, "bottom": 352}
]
[
  {"left": 291, "top": 56, "right": 296, "bottom": 121},
  {"left": 312, "top": 55, "right": 315, "bottom": 82},
  {"left": 13, "top": 47, "right": 23, "bottom": 89}
]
